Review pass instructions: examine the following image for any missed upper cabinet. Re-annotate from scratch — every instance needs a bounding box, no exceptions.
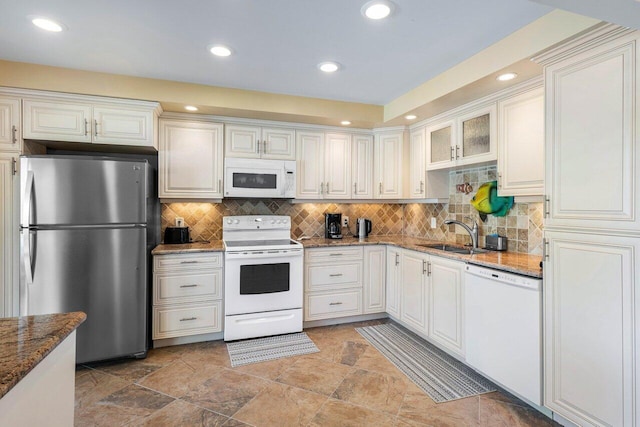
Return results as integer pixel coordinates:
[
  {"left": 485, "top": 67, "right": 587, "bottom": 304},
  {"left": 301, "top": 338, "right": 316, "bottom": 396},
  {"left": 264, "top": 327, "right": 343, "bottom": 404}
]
[
  {"left": 426, "top": 105, "right": 496, "bottom": 171},
  {"left": 540, "top": 26, "right": 640, "bottom": 231},
  {"left": 0, "top": 97, "right": 21, "bottom": 153},
  {"left": 351, "top": 134, "right": 374, "bottom": 199},
  {"left": 23, "top": 98, "right": 159, "bottom": 149},
  {"left": 497, "top": 85, "right": 544, "bottom": 197},
  {"left": 296, "top": 131, "right": 351, "bottom": 199},
  {"left": 159, "top": 119, "right": 224, "bottom": 199},
  {"left": 374, "top": 130, "right": 404, "bottom": 199},
  {"left": 296, "top": 131, "right": 325, "bottom": 199},
  {"left": 225, "top": 124, "right": 295, "bottom": 160},
  {"left": 407, "top": 128, "right": 426, "bottom": 199}
]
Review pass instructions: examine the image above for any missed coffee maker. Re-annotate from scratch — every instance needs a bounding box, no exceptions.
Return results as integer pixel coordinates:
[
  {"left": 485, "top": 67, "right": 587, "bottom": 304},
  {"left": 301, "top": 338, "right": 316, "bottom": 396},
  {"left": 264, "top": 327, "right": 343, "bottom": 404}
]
[{"left": 325, "top": 213, "right": 342, "bottom": 239}]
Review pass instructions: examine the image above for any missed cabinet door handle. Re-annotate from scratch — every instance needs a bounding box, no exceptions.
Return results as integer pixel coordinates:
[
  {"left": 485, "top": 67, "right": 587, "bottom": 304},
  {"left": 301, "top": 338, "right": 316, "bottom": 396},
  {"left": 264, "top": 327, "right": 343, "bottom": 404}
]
[
  {"left": 544, "top": 197, "right": 550, "bottom": 218},
  {"left": 395, "top": 253, "right": 399, "bottom": 266},
  {"left": 456, "top": 145, "right": 460, "bottom": 159},
  {"left": 497, "top": 173, "right": 502, "bottom": 189},
  {"left": 180, "top": 317, "right": 197, "bottom": 321},
  {"left": 354, "top": 182, "right": 357, "bottom": 194},
  {"left": 219, "top": 179, "right": 222, "bottom": 192},
  {"left": 329, "top": 253, "right": 343, "bottom": 256},
  {"left": 84, "top": 119, "right": 89, "bottom": 136},
  {"left": 263, "top": 140, "right": 267, "bottom": 154},
  {"left": 180, "top": 284, "right": 199, "bottom": 288},
  {"left": 12, "top": 158, "right": 17, "bottom": 176},
  {"left": 11, "top": 125, "right": 17, "bottom": 144},
  {"left": 94, "top": 119, "right": 99, "bottom": 137},
  {"left": 320, "top": 182, "right": 324, "bottom": 195},
  {"left": 379, "top": 182, "right": 383, "bottom": 195},
  {"left": 422, "top": 260, "right": 427, "bottom": 275},
  {"left": 180, "top": 260, "right": 199, "bottom": 264},
  {"left": 450, "top": 146, "right": 454, "bottom": 161},
  {"left": 329, "top": 273, "right": 343, "bottom": 277},
  {"left": 325, "top": 182, "right": 329, "bottom": 193},
  {"left": 329, "top": 302, "right": 343, "bottom": 306},
  {"left": 420, "top": 180, "right": 424, "bottom": 193},
  {"left": 427, "top": 261, "right": 431, "bottom": 276},
  {"left": 543, "top": 238, "right": 549, "bottom": 260}
]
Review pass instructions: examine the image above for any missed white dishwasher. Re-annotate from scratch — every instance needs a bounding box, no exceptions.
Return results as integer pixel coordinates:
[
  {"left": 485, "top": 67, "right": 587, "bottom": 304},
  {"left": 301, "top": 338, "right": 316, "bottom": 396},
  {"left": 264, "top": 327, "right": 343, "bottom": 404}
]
[{"left": 464, "top": 264, "right": 542, "bottom": 405}]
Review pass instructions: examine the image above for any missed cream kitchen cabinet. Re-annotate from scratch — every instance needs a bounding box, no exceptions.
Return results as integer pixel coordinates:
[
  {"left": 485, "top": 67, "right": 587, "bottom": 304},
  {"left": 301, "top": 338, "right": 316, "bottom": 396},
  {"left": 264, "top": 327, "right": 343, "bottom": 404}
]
[
  {"left": 0, "top": 96, "right": 21, "bottom": 153},
  {"left": 296, "top": 131, "right": 351, "bottom": 199},
  {"left": 374, "top": 130, "right": 403, "bottom": 199},
  {"left": 429, "top": 256, "right": 464, "bottom": 356},
  {"left": 385, "top": 246, "right": 402, "bottom": 318},
  {"left": 497, "top": 85, "right": 544, "bottom": 197},
  {"left": 304, "top": 246, "right": 363, "bottom": 321},
  {"left": 351, "top": 134, "right": 374, "bottom": 199},
  {"left": 225, "top": 124, "right": 295, "bottom": 160},
  {"left": 159, "top": 119, "right": 224, "bottom": 199},
  {"left": 407, "top": 127, "right": 426, "bottom": 199},
  {"left": 0, "top": 153, "right": 17, "bottom": 318},
  {"left": 363, "top": 246, "right": 386, "bottom": 314},
  {"left": 23, "top": 98, "right": 159, "bottom": 148},
  {"left": 152, "top": 252, "right": 223, "bottom": 342},
  {"left": 400, "top": 249, "right": 429, "bottom": 335},
  {"left": 426, "top": 104, "right": 497, "bottom": 170}
]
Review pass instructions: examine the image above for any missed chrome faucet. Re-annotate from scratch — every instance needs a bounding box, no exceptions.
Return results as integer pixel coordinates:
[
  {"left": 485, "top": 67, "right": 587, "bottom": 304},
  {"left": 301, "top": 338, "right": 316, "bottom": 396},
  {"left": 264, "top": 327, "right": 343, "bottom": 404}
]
[{"left": 444, "top": 217, "right": 479, "bottom": 249}]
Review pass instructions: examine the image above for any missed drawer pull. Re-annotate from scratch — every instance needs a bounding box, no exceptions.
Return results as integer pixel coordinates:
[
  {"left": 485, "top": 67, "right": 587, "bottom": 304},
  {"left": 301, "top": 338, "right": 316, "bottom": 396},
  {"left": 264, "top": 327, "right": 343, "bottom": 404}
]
[
  {"left": 180, "top": 261, "right": 199, "bottom": 264},
  {"left": 180, "top": 317, "right": 197, "bottom": 322},
  {"left": 329, "top": 253, "right": 343, "bottom": 256},
  {"left": 179, "top": 284, "right": 199, "bottom": 288},
  {"left": 329, "top": 273, "right": 343, "bottom": 277},
  {"left": 329, "top": 302, "right": 343, "bottom": 306}
]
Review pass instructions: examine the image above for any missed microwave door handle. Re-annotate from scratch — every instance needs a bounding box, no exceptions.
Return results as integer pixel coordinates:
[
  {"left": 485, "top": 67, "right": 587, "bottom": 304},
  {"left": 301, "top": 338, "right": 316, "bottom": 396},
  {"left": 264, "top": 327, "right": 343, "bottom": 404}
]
[{"left": 21, "top": 171, "right": 34, "bottom": 227}]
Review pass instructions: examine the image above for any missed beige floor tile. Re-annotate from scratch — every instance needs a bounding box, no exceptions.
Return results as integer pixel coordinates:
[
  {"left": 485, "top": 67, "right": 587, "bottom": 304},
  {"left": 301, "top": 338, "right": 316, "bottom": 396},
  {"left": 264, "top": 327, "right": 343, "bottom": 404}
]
[
  {"left": 74, "top": 369, "right": 130, "bottom": 411},
  {"left": 354, "top": 345, "right": 407, "bottom": 380},
  {"left": 233, "top": 381, "right": 327, "bottom": 426},
  {"left": 128, "top": 399, "right": 230, "bottom": 427},
  {"left": 88, "top": 359, "right": 164, "bottom": 382},
  {"left": 137, "top": 359, "right": 225, "bottom": 398},
  {"left": 308, "top": 398, "right": 397, "bottom": 427},
  {"left": 479, "top": 395, "right": 557, "bottom": 427},
  {"left": 235, "top": 356, "right": 298, "bottom": 380},
  {"left": 398, "top": 392, "right": 480, "bottom": 427},
  {"left": 180, "top": 340, "right": 232, "bottom": 368},
  {"left": 332, "top": 368, "right": 406, "bottom": 415},
  {"left": 276, "top": 357, "right": 352, "bottom": 395},
  {"left": 182, "top": 368, "right": 269, "bottom": 416}
]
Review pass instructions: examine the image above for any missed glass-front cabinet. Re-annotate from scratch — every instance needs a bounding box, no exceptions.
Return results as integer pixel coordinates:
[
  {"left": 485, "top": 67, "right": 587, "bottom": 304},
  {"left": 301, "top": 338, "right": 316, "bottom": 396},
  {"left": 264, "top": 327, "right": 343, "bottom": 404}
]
[{"left": 426, "top": 104, "right": 497, "bottom": 170}]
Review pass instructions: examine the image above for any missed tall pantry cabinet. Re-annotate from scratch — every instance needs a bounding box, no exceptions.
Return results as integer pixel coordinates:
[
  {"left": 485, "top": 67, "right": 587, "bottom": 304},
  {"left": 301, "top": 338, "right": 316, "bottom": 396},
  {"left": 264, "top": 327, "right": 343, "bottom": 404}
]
[{"left": 534, "top": 24, "right": 640, "bottom": 427}]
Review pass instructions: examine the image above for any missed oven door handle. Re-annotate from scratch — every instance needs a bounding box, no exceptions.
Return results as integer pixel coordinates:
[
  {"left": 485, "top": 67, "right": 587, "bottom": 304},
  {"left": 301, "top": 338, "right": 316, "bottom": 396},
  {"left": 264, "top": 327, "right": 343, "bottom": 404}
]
[{"left": 225, "top": 250, "right": 303, "bottom": 260}]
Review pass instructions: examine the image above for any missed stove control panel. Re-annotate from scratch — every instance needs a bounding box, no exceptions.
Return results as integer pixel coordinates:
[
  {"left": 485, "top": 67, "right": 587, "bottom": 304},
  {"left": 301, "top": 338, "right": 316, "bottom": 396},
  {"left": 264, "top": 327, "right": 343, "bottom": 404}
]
[{"left": 223, "top": 215, "right": 291, "bottom": 231}]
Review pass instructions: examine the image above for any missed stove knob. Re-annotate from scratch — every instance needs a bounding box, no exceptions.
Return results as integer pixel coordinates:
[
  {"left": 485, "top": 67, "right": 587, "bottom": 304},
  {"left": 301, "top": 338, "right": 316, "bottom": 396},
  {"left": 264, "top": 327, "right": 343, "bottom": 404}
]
[
  {"left": 233, "top": 219, "right": 240, "bottom": 224},
  {"left": 283, "top": 218, "right": 289, "bottom": 223},
  {"left": 271, "top": 220, "right": 276, "bottom": 224},
  {"left": 226, "top": 219, "right": 232, "bottom": 224}
]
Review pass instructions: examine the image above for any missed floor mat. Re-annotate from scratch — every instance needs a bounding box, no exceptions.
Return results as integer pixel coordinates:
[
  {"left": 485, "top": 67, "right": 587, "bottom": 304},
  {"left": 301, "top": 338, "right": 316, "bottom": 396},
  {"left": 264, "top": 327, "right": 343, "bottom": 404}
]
[
  {"left": 356, "top": 322, "right": 496, "bottom": 403},
  {"left": 226, "top": 332, "right": 319, "bottom": 367}
]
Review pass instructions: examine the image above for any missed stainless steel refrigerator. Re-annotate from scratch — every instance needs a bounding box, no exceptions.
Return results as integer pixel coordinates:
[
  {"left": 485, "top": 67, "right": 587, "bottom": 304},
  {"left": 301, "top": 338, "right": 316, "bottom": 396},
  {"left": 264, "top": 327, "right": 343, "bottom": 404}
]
[{"left": 20, "top": 155, "right": 153, "bottom": 364}]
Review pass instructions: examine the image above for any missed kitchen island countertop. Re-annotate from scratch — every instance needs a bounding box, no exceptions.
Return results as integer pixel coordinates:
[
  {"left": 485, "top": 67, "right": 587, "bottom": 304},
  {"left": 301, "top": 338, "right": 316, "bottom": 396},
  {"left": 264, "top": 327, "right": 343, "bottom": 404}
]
[{"left": 0, "top": 312, "right": 86, "bottom": 399}]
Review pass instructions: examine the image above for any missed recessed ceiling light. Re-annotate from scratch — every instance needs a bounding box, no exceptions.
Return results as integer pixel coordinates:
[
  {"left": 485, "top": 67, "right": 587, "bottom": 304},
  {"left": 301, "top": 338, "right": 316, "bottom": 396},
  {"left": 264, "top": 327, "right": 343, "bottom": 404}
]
[
  {"left": 30, "top": 17, "right": 64, "bottom": 32},
  {"left": 341, "top": 120, "right": 351, "bottom": 126},
  {"left": 405, "top": 114, "right": 417, "bottom": 120},
  {"left": 209, "top": 45, "right": 232, "bottom": 57},
  {"left": 318, "top": 62, "right": 340, "bottom": 73},
  {"left": 361, "top": 0, "right": 395, "bottom": 20},
  {"left": 496, "top": 72, "right": 518, "bottom": 82},
  {"left": 185, "top": 105, "right": 198, "bottom": 111}
]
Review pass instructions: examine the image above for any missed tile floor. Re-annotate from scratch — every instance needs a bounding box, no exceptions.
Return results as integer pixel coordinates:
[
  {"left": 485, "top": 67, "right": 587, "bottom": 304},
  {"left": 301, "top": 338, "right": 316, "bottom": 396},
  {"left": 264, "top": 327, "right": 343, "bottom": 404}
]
[{"left": 75, "top": 320, "right": 558, "bottom": 426}]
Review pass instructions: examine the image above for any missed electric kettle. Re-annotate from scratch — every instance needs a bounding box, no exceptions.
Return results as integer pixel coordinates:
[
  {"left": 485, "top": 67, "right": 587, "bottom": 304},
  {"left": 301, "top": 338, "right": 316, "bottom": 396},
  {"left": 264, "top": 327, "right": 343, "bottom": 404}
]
[{"left": 356, "top": 218, "right": 372, "bottom": 238}]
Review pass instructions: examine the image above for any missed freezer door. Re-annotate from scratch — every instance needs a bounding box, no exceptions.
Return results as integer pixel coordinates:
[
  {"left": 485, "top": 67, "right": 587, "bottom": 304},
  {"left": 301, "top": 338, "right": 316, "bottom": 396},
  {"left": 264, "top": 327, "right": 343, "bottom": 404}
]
[
  {"left": 20, "top": 156, "right": 147, "bottom": 226},
  {"left": 20, "top": 227, "right": 147, "bottom": 363}
]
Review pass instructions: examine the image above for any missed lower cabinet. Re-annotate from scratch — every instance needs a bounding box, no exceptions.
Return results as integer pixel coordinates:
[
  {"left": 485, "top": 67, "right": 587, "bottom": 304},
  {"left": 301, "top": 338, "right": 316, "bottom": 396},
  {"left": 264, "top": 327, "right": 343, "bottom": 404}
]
[
  {"left": 400, "top": 250, "right": 429, "bottom": 335},
  {"left": 363, "top": 246, "right": 386, "bottom": 313},
  {"left": 152, "top": 252, "right": 223, "bottom": 341},
  {"left": 304, "top": 246, "right": 364, "bottom": 321},
  {"left": 385, "top": 246, "right": 402, "bottom": 318},
  {"left": 429, "top": 256, "right": 464, "bottom": 356}
]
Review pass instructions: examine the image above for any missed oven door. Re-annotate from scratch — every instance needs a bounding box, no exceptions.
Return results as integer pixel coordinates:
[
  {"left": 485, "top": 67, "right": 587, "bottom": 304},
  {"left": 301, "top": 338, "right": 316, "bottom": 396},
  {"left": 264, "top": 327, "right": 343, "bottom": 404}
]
[
  {"left": 224, "top": 160, "right": 285, "bottom": 198},
  {"left": 224, "top": 249, "right": 303, "bottom": 315}
]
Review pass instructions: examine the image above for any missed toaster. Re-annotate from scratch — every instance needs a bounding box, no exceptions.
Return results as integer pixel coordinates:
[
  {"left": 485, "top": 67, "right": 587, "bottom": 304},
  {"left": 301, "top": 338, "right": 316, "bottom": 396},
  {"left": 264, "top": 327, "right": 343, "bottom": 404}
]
[
  {"left": 164, "top": 227, "right": 190, "bottom": 244},
  {"left": 485, "top": 234, "right": 508, "bottom": 251}
]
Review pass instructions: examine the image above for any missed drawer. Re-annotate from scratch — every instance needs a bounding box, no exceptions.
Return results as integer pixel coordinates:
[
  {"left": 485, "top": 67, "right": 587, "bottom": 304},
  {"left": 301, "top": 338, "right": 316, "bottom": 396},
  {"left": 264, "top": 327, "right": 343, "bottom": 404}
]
[
  {"left": 153, "top": 270, "right": 222, "bottom": 305},
  {"left": 305, "top": 246, "right": 363, "bottom": 263},
  {"left": 305, "top": 289, "right": 362, "bottom": 321},
  {"left": 154, "top": 252, "right": 222, "bottom": 272},
  {"left": 306, "top": 261, "right": 362, "bottom": 291},
  {"left": 152, "top": 301, "right": 222, "bottom": 339}
]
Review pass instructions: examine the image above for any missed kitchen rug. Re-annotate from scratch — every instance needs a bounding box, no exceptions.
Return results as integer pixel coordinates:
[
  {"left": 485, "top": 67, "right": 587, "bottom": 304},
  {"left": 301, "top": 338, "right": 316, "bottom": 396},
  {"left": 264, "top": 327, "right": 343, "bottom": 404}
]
[
  {"left": 356, "top": 322, "right": 496, "bottom": 403},
  {"left": 226, "top": 332, "right": 319, "bottom": 367}
]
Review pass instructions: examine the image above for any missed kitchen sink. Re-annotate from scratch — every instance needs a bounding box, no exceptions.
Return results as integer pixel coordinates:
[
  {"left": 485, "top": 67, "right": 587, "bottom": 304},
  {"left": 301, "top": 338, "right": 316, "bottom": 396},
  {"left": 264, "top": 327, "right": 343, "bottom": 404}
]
[{"left": 417, "top": 244, "right": 487, "bottom": 255}]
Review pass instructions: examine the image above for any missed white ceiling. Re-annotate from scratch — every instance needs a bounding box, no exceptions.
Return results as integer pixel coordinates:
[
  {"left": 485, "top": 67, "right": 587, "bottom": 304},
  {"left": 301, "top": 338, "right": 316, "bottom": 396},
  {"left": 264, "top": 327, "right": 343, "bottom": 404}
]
[
  {"left": 531, "top": 0, "right": 640, "bottom": 31},
  {"left": 0, "top": 0, "right": 554, "bottom": 105}
]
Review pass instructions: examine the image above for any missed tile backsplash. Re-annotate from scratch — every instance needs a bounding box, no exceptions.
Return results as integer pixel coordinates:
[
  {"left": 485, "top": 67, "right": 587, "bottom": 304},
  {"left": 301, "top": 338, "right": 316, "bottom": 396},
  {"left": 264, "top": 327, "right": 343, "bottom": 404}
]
[{"left": 161, "top": 165, "right": 543, "bottom": 254}]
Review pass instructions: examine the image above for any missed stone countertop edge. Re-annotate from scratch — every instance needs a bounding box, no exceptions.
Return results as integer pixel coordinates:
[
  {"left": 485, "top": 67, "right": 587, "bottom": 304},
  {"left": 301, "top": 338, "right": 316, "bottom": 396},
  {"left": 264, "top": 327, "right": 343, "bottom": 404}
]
[
  {"left": 151, "top": 235, "right": 542, "bottom": 278},
  {"left": 0, "top": 311, "right": 86, "bottom": 399}
]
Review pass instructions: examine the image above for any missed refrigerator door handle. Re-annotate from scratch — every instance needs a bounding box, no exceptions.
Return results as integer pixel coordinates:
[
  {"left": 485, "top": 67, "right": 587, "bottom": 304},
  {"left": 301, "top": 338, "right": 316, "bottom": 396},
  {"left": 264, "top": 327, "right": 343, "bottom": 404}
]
[
  {"left": 22, "top": 171, "right": 34, "bottom": 227},
  {"left": 22, "top": 230, "right": 34, "bottom": 285}
]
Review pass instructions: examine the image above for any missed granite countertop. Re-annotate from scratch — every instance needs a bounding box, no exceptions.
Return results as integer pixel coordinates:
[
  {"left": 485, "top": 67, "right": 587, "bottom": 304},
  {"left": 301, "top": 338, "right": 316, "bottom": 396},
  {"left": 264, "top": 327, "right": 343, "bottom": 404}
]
[
  {"left": 151, "top": 240, "right": 224, "bottom": 255},
  {"left": 151, "top": 235, "right": 542, "bottom": 278},
  {"left": 300, "top": 235, "right": 543, "bottom": 278},
  {"left": 0, "top": 312, "right": 86, "bottom": 399}
]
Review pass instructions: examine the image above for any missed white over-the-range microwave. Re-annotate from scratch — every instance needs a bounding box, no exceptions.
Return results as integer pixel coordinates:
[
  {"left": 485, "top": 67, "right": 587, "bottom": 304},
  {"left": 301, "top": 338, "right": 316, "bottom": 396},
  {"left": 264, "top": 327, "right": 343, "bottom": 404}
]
[{"left": 224, "top": 158, "right": 296, "bottom": 198}]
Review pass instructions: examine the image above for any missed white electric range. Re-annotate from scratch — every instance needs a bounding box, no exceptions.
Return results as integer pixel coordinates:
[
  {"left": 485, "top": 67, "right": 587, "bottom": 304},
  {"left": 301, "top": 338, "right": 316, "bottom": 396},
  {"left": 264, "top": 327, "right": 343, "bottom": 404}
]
[{"left": 222, "top": 215, "right": 303, "bottom": 341}]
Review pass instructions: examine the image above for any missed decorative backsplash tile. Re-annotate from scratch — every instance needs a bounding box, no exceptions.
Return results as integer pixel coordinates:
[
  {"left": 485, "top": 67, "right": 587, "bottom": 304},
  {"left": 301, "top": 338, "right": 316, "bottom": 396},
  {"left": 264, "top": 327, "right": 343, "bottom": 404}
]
[{"left": 161, "top": 165, "right": 544, "bottom": 254}]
